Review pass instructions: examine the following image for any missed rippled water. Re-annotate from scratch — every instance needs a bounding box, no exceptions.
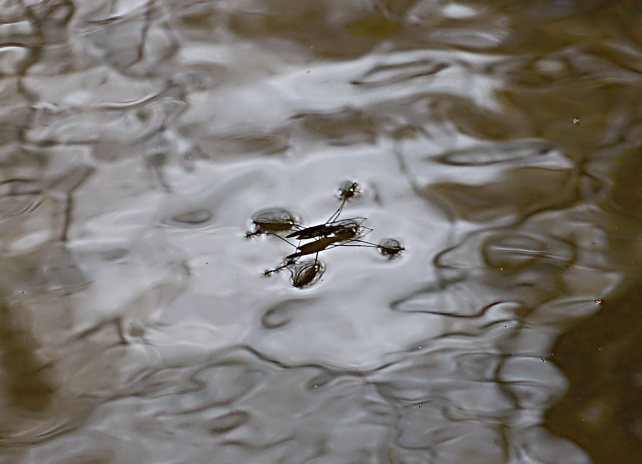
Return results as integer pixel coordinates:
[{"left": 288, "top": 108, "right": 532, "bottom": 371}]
[{"left": 1, "top": 0, "right": 641, "bottom": 463}]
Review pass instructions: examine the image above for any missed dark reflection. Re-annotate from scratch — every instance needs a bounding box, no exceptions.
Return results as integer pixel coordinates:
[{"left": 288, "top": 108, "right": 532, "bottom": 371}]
[
  {"left": 168, "top": 209, "right": 213, "bottom": 226},
  {"left": 171, "top": 63, "right": 226, "bottom": 92},
  {"left": 291, "top": 108, "right": 377, "bottom": 146},
  {"left": 546, "top": 146, "right": 642, "bottom": 463},
  {"left": 605, "top": 149, "right": 642, "bottom": 271},
  {"left": 351, "top": 60, "right": 449, "bottom": 88},
  {"left": 434, "top": 139, "right": 554, "bottom": 166},
  {"left": 261, "top": 299, "right": 315, "bottom": 329},
  {"left": 547, "top": 283, "right": 642, "bottom": 464},
  {"left": 481, "top": 233, "right": 575, "bottom": 271},
  {"left": 424, "top": 166, "right": 579, "bottom": 223},
  {"left": 198, "top": 131, "right": 291, "bottom": 159},
  {"left": 208, "top": 410, "right": 251, "bottom": 435},
  {"left": 82, "top": 13, "right": 179, "bottom": 77},
  {"left": 0, "top": 302, "right": 55, "bottom": 413},
  {"left": 226, "top": 2, "right": 402, "bottom": 59},
  {"left": 0, "top": 179, "right": 43, "bottom": 219}
]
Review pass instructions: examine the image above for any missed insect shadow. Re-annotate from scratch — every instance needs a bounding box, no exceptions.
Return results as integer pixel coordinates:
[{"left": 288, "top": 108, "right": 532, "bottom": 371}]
[{"left": 247, "top": 181, "right": 404, "bottom": 288}]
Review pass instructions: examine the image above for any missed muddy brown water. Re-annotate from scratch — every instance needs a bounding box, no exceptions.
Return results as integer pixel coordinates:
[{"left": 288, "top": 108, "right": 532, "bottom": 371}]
[{"left": 1, "top": 1, "right": 641, "bottom": 463}]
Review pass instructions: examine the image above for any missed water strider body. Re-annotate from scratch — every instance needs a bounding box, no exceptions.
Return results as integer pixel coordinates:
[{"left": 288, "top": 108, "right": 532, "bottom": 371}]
[{"left": 286, "top": 218, "right": 364, "bottom": 240}]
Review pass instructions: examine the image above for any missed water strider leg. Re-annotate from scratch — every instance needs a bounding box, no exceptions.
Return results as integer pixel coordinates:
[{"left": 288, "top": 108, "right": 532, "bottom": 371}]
[
  {"left": 263, "top": 257, "right": 296, "bottom": 276},
  {"left": 326, "top": 198, "right": 347, "bottom": 224},
  {"left": 267, "top": 233, "right": 297, "bottom": 248}
]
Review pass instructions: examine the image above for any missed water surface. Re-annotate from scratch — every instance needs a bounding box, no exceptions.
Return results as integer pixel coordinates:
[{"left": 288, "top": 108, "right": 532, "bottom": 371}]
[{"left": 1, "top": 0, "right": 641, "bottom": 463}]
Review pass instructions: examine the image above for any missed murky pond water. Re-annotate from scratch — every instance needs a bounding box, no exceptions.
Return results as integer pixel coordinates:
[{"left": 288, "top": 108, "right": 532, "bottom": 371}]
[{"left": 1, "top": 0, "right": 641, "bottom": 463}]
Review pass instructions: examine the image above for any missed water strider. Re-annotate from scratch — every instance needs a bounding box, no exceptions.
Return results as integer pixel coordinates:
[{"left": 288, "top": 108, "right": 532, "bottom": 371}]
[{"left": 255, "top": 181, "right": 404, "bottom": 287}]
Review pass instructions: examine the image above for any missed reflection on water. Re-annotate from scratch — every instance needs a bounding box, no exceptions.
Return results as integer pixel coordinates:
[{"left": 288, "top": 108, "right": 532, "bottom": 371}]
[
  {"left": 1, "top": 0, "right": 641, "bottom": 462},
  {"left": 0, "top": 301, "right": 54, "bottom": 413},
  {"left": 546, "top": 149, "right": 642, "bottom": 463},
  {"left": 548, "top": 283, "right": 642, "bottom": 464}
]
